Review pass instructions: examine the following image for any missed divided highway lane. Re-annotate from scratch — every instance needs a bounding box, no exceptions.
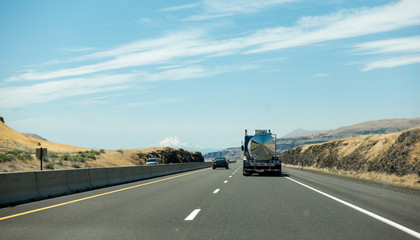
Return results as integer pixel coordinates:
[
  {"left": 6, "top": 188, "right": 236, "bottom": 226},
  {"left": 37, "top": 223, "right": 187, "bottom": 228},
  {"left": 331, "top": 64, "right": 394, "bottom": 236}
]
[
  {"left": 182, "top": 166, "right": 420, "bottom": 240},
  {"left": 0, "top": 166, "right": 230, "bottom": 239},
  {"left": 1, "top": 162, "right": 419, "bottom": 240}
]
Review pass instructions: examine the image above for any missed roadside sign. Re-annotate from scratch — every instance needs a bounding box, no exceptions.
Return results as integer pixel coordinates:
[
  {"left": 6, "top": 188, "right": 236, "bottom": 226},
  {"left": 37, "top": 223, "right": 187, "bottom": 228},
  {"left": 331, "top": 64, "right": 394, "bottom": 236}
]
[{"left": 36, "top": 148, "right": 47, "bottom": 159}]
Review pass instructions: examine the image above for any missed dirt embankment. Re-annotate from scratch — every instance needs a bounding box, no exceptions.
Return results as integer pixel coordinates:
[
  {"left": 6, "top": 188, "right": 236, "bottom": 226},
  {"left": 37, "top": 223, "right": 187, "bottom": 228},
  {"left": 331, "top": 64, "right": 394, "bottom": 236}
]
[{"left": 280, "top": 128, "right": 420, "bottom": 188}]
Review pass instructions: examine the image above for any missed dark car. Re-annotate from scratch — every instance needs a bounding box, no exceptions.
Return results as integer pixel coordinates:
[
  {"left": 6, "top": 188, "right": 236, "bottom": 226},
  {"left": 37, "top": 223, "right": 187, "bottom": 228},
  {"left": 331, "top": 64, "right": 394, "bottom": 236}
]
[{"left": 213, "top": 157, "right": 229, "bottom": 169}]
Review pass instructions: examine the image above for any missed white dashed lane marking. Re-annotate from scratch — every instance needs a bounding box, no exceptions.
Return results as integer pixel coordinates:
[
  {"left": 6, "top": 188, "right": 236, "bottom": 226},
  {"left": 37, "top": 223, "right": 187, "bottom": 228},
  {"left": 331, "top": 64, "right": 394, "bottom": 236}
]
[
  {"left": 213, "top": 189, "right": 220, "bottom": 194},
  {"left": 185, "top": 209, "right": 201, "bottom": 221}
]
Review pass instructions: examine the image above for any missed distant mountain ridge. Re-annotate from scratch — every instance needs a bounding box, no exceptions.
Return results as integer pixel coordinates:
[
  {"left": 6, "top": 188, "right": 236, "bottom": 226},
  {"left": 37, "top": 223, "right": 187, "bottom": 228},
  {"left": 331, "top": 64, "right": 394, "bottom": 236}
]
[
  {"left": 203, "top": 147, "right": 242, "bottom": 160},
  {"left": 277, "top": 117, "right": 420, "bottom": 153},
  {"left": 282, "top": 128, "right": 321, "bottom": 138},
  {"left": 22, "top": 133, "right": 48, "bottom": 141},
  {"left": 204, "top": 117, "right": 420, "bottom": 159}
]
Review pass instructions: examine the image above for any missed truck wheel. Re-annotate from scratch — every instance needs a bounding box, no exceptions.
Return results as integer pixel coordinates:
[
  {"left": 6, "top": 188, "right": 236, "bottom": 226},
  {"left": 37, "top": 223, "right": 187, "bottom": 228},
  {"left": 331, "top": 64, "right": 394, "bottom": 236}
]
[{"left": 226, "top": 166, "right": 229, "bottom": 169}]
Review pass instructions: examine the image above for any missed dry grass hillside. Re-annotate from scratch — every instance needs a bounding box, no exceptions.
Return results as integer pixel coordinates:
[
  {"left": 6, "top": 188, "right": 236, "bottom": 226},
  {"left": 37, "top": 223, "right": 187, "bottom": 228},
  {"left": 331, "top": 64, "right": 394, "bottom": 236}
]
[
  {"left": 277, "top": 117, "right": 420, "bottom": 153},
  {"left": 0, "top": 120, "right": 88, "bottom": 152},
  {"left": 0, "top": 120, "right": 203, "bottom": 172},
  {"left": 280, "top": 127, "right": 420, "bottom": 188}
]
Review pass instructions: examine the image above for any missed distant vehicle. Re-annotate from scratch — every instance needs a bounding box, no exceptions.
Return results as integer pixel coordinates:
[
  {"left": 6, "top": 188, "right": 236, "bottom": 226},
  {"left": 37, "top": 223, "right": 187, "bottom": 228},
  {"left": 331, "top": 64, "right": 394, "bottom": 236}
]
[
  {"left": 213, "top": 157, "right": 229, "bottom": 169},
  {"left": 145, "top": 158, "right": 159, "bottom": 165},
  {"left": 242, "top": 129, "right": 281, "bottom": 176}
]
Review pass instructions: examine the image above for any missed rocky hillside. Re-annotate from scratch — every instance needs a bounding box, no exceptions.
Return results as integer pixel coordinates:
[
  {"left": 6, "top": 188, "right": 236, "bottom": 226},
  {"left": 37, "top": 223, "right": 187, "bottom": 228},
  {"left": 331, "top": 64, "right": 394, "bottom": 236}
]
[
  {"left": 279, "top": 128, "right": 420, "bottom": 186},
  {"left": 277, "top": 118, "right": 420, "bottom": 153},
  {"left": 76, "top": 147, "right": 204, "bottom": 170},
  {"left": 134, "top": 147, "right": 204, "bottom": 164},
  {"left": 203, "top": 147, "right": 242, "bottom": 160}
]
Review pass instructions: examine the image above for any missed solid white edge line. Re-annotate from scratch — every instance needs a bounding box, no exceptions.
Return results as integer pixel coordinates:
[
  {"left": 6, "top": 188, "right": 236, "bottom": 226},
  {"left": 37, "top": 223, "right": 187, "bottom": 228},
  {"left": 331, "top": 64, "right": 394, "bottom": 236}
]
[
  {"left": 185, "top": 209, "right": 201, "bottom": 221},
  {"left": 213, "top": 189, "right": 220, "bottom": 194},
  {"left": 286, "top": 177, "right": 420, "bottom": 239}
]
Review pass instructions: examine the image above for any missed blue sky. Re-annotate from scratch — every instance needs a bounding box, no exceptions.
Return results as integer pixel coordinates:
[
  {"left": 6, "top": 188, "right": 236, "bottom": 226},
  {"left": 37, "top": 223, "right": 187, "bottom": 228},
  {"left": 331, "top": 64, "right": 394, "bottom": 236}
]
[{"left": 1, "top": 0, "right": 419, "bottom": 151}]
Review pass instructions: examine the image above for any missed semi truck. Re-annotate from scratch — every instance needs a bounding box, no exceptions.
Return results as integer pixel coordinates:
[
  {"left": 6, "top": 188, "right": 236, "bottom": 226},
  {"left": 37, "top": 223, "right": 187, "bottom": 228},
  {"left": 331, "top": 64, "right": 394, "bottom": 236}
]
[{"left": 242, "top": 129, "right": 281, "bottom": 176}]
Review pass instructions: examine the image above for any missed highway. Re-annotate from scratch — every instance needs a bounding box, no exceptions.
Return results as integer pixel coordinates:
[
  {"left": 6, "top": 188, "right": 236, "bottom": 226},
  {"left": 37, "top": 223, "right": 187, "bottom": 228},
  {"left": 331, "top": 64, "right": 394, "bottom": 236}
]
[{"left": 1, "top": 161, "right": 419, "bottom": 240}]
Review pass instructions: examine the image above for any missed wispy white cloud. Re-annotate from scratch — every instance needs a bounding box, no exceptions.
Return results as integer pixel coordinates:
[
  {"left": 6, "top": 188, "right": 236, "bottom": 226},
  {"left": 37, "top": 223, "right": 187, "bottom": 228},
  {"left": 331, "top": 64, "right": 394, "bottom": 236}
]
[
  {"left": 187, "top": 0, "right": 297, "bottom": 20},
  {"left": 245, "top": 0, "right": 420, "bottom": 53},
  {"left": 354, "top": 36, "right": 420, "bottom": 55},
  {"left": 363, "top": 55, "right": 420, "bottom": 71},
  {"left": 141, "top": 64, "right": 258, "bottom": 82},
  {"left": 354, "top": 35, "right": 420, "bottom": 71},
  {"left": 5, "top": 0, "right": 420, "bottom": 83},
  {"left": 140, "top": 66, "right": 210, "bottom": 82},
  {"left": 159, "top": 3, "right": 201, "bottom": 12},
  {"left": 7, "top": 31, "right": 207, "bottom": 81},
  {"left": 1, "top": 63, "right": 256, "bottom": 108},
  {"left": 0, "top": 73, "right": 137, "bottom": 108}
]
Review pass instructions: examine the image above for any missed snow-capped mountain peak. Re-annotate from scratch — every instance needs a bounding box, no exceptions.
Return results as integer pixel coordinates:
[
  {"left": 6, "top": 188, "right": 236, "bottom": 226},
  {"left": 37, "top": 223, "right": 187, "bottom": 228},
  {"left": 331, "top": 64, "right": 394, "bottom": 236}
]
[{"left": 156, "top": 136, "right": 193, "bottom": 148}]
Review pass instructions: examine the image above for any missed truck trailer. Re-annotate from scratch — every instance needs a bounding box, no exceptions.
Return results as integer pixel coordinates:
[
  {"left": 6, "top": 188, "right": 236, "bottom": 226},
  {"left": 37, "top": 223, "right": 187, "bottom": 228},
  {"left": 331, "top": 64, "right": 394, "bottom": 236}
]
[{"left": 242, "top": 129, "right": 281, "bottom": 176}]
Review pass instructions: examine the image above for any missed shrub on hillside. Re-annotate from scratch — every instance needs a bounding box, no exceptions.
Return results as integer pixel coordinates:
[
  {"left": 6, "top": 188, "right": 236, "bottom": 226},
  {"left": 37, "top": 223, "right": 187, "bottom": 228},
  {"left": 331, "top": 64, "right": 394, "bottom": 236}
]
[
  {"left": 80, "top": 150, "right": 97, "bottom": 160},
  {"left": 19, "top": 152, "right": 33, "bottom": 161},
  {"left": 45, "top": 162, "right": 54, "bottom": 170},
  {"left": 71, "top": 162, "right": 81, "bottom": 168},
  {"left": 48, "top": 152, "right": 59, "bottom": 159},
  {"left": 0, "top": 153, "right": 13, "bottom": 162},
  {"left": 58, "top": 150, "right": 99, "bottom": 164},
  {"left": 4, "top": 149, "right": 33, "bottom": 161},
  {"left": 60, "top": 154, "right": 71, "bottom": 161}
]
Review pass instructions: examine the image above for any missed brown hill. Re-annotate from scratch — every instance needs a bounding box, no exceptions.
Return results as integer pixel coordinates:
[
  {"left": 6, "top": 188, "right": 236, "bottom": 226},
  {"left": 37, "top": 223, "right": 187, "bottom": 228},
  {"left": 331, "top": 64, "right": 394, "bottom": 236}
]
[
  {"left": 0, "top": 120, "right": 204, "bottom": 172},
  {"left": 280, "top": 127, "right": 420, "bottom": 188},
  {"left": 277, "top": 117, "right": 420, "bottom": 153},
  {"left": 0, "top": 120, "right": 88, "bottom": 152}
]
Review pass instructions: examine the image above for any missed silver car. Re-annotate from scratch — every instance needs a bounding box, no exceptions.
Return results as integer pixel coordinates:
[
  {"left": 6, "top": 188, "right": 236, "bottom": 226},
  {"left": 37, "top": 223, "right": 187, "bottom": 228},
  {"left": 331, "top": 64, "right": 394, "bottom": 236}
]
[{"left": 145, "top": 158, "right": 159, "bottom": 165}]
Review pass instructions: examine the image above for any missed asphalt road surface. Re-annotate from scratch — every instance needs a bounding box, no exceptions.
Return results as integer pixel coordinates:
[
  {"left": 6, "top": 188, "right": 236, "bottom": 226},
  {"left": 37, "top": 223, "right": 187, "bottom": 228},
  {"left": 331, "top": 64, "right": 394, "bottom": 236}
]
[{"left": 1, "top": 162, "right": 419, "bottom": 240}]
